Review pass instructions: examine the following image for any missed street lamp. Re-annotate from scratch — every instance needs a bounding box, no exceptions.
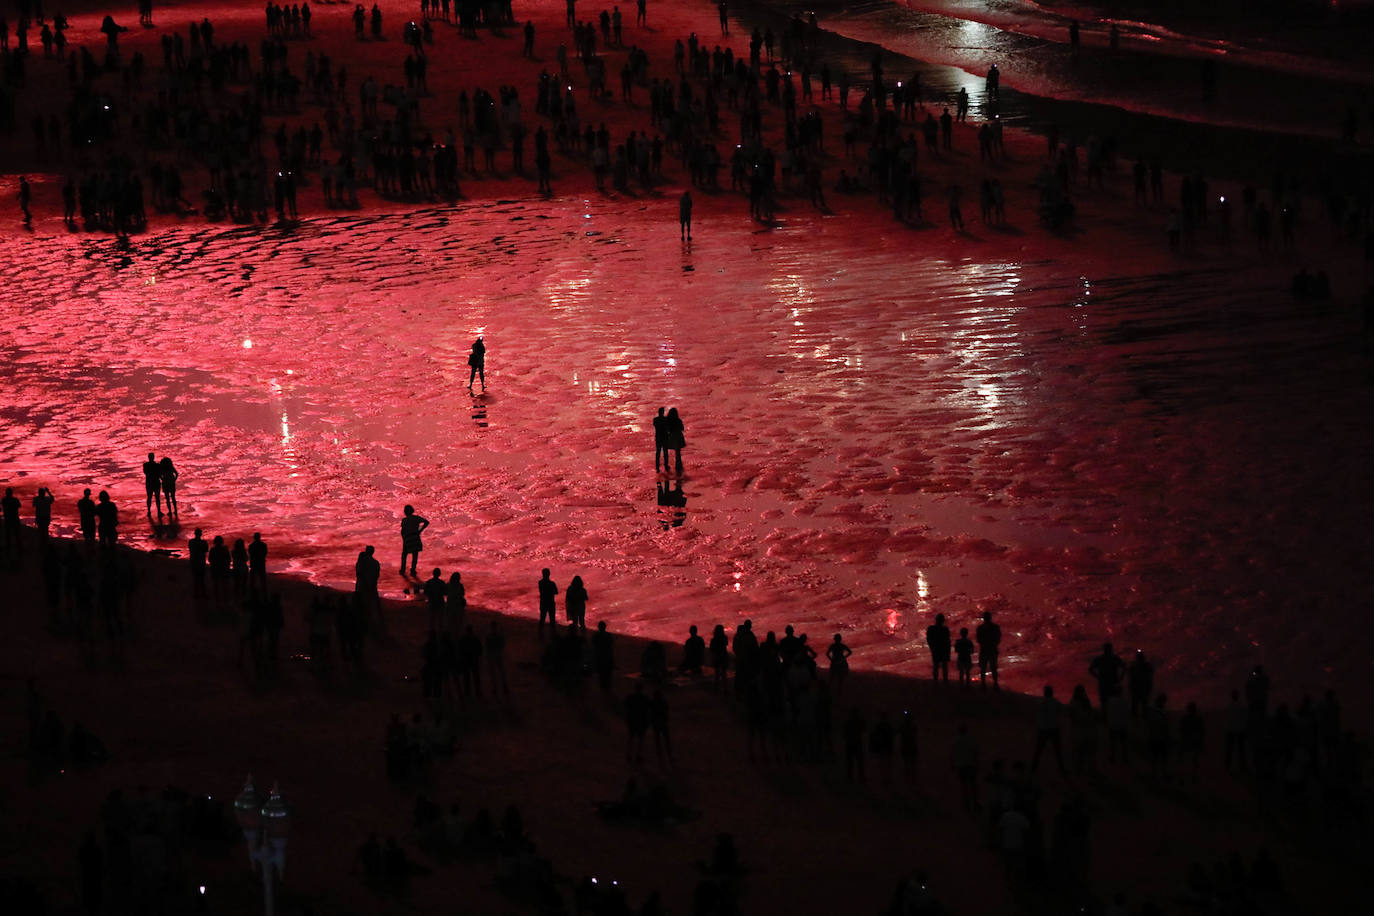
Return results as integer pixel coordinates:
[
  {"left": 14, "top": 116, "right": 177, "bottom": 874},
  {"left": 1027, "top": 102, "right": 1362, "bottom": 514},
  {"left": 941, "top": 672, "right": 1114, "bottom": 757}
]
[{"left": 233, "top": 775, "right": 292, "bottom": 916}]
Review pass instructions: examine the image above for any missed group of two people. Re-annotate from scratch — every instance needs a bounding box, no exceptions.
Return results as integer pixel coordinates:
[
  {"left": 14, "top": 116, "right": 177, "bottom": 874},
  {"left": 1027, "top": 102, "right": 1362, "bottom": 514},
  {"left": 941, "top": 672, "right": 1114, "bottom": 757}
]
[{"left": 141, "top": 452, "right": 180, "bottom": 519}]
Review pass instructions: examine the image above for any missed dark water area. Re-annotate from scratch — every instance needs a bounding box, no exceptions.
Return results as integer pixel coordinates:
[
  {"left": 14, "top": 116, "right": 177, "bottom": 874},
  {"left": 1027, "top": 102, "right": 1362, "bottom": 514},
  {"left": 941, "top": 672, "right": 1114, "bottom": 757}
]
[{"left": 734, "top": 0, "right": 1374, "bottom": 186}]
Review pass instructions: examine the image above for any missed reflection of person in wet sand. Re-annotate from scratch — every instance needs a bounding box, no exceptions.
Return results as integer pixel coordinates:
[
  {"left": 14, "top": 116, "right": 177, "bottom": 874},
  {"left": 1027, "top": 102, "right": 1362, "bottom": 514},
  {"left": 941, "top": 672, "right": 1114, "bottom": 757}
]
[
  {"left": 399, "top": 504, "right": 429, "bottom": 576},
  {"left": 467, "top": 336, "right": 486, "bottom": 393}
]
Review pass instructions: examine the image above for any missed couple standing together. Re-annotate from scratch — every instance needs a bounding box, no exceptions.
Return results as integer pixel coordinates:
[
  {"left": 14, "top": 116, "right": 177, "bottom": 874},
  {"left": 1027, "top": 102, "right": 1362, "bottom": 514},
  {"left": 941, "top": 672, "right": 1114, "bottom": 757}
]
[{"left": 652, "top": 408, "right": 686, "bottom": 475}]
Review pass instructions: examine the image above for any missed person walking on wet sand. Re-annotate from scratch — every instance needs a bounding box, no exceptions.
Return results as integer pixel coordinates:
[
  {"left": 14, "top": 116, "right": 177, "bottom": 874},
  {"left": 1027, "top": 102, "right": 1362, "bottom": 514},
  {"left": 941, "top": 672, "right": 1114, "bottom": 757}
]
[
  {"left": 143, "top": 452, "right": 164, "bottom": 518},
  {"left": 679, "top": 190, "right": 693, "bottom": 240},
  {"left": 467, "top": 336, "right": 486, "bottom": 392},
  {"left": 399, "top": 504, "right": 429, "bottom": 576},
  {"left": 537, "top": 567, "right": 559, "bottom": 636},
  {"left": 664, "top": 407, "right": 685, "bottom": 475}
]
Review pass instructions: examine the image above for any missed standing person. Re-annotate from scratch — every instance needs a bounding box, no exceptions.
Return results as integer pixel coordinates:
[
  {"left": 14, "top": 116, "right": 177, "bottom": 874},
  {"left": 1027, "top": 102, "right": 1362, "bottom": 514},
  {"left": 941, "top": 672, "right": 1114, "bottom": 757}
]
[
  {"left": 594, "top": 619, "right": 616, "bottom": 689},
  {"left": 142, "top": 452, "right": 163, "bottom": 518},
  {"left": 975, "top": 611, "right": 1001, "bottom": 690},
  {"left": 652, "top": 407, "right": 668, "bottom": 471},
  {"left": 679, "top": 189, "right": 693, "bottom": 240},
  {"left": 486, "top": 620, "right": 509, "bottom": 696},
  {"left": 355, "top": 545, "right": 383, "bottom": 625},
  {"left": 826, "top": 633, "right": 852, "bottom": 693},
  {"left": 565, "top": 574, "right": 588, "bottom": 630},
  {"left": 248, "top": 532, "right": 268, "bottom": 595},
  {"left": 467, "top": 336, "right": 486, "bottom": 392},
  {"left": 447, "top": 570, "right": 466, "bottom": 632},
  {"left": 952, "top": 723, "right": 980, "bottom": 810},
  {"left": 1031, "top": 685, "right": 1066, "bottom": 774},
  {"left": 709, "top": 623, "right": 730, "bottom": 692},
  {"left": 208, "top": 535, "right": 231, "bottom": 604},
  {"left": 32, "top": 488, "right": 55, "bottom": 539},
  {"left": 188, "top": 528, "right": 209, "bottom": 597},
  {"left": 1, "top": 487, "right": 21, "bottom": 555},
  {"left": 77, "top": 488, "right": 97, "bottom": 544},
  {"left": 925, "top": 612, "right": 951, "bottom": 682},
  {"left": 158, "top": 457, "right": 179, "bottom": 517},
  {"left": 664, "top": 407, "right": 685, "bottom": 475},
  {"left": 537, "top": 568, "right": 559, "bottom": 636},
  {"left": 399, "top": 504, "right": 429, "bottom": 576},
  {"left": 423, "top": 568, "right": 447, "bottom": 632},
  {"left": 95, "top": 491, "right": 119, "bottom": 547},
  {"left": 954, "top": 627, "right": 975, "bottom": 688},
  {"left": 1088, "top": 642, "right": 1125, "bottom": 712},
  {"left": 18, "top": 176, "right": 32, "bottom": 225}
]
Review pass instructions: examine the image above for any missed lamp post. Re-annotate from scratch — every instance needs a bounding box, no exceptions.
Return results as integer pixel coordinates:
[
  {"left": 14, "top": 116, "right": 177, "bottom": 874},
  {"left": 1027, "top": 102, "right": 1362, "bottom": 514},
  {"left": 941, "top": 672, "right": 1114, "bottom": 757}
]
[{"left": 233, "top": 776, "right": 292, "bottom": 916}]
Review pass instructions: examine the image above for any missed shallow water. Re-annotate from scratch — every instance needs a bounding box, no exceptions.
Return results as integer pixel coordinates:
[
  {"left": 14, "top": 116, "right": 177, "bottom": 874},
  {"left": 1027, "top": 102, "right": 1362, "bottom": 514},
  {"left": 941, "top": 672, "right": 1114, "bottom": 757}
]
[{"left": 2, "top": 199, "right": 1370, "bottom": 704}]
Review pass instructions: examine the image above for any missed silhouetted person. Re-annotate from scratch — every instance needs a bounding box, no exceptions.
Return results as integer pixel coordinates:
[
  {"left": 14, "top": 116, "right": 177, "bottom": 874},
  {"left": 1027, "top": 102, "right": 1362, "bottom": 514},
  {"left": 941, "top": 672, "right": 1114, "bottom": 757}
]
[
  {"left": 355, "top": 545, "right": 383, "bottom": 624},
  {"left": 625, "top": 682, "right": 651, "bottom": 762},
  {"left": 537, "top": 568, "right": 559, "bottom": 635},
  {"left": 467, "top": 337, "right": 486, "bottom": 392},
  {"left": 652, "top": 407, "right": 668, "bottom": 471},
  {"left": 1, "top": 487, "right": 20, "bottom": 555},
  {"left": 1128, "top": 649, "right": 1153, "bottom": 717},
  {"left": 423, "top": 568, "right": 447, "bottom": 631},
  {"left": 248, "top": 532, "right": 268, "bottom": 594},
  {"left": 142, "top": 451, "right": 163, "bottom": 517},
  {"left": 898, "top": 709, "right": 918, "bottom": 780},
  {"left": 159, "top": 456, "right": 179, "bottom": 516},
  {"left": 566, "top": 574, "right": 588, "bottom": 630},
  {"left": 952, "top": 723, "right": 979, "bottom": 809},
  {"left": 1089, "top": 642, "right": 1125, "bottom": 711},
  {"left": 925, "top": 613, "right": 951, "bottom": 681},
  {"left": 976, "top": 611, "right": 1001, "bottom": 689},
  {"left": 664, "top": 408, "right": 685, "bottom": 474},
  {"left": 951, "top": 626, "right": 974, "bottom": 687},
  {"left": 1031, "top": 685, "right": 1067, "bottom": 774},
  {"left": 188, "top": 528, "right": 209, "bottom": 597},
  {"left": 208, "top": 535, "right": 230, "bottom": 603},
  {"left": 594, "top": 619, "right": 615, "bottom": 688},
  {"left": 95, "top": 491, "right": 118, "bottom": 547},
  {"left": 870, "top": 711, "right": 896, "bottom": 782},
  {"left": 75, "top": 488, "right": 97, "bottom": 544},
  {"left": 32, "top": 487, "right": 54, "bottom": 539},
  {"left": 485, "top": 620, "right": 509, "bottom": 695},
  {"left": 679, "top": 190, "right": 693, "bottom": 240},
  {"left": 399, "top": 504, "right": 429, "bottom": 576},
  {"left": 680, "top": 624, "right": 705, "bottom": 674},
  {"left": 18, "top": 176, "right": 32, "bottom": 225},
  {"left": 650, "top": 688, "right": 673, "bottom": 764},
  {"left": 826, "top": 633, "right": 852, "bottom": 693},
  {"left": 1224, "top": 689, "right": 1248, "bottom": 771},
  {"left": 843, "top": 707, "right": 866, "bottom": 781}
]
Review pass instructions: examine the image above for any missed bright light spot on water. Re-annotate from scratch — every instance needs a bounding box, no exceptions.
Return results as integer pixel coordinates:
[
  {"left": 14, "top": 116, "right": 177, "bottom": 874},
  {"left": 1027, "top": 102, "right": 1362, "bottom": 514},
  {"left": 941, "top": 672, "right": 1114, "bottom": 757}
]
[
  {"left": 885, "top": 608, "right": 901, "bottom": 634},
  {"left": 916, "top": 570, "right": 930, "bottom": 599},
  {"left": 286, "top": 369, "right": 293, "bottom": 375},
  {"left": 242, "top": 339, "right": 253, "bottom": 349}
]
